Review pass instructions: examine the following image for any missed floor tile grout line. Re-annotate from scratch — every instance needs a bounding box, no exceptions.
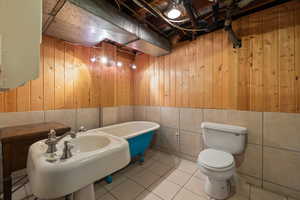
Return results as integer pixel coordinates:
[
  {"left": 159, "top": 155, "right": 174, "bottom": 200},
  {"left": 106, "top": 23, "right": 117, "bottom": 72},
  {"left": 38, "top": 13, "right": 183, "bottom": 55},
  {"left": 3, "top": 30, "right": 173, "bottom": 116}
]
[
  {"left": 106, "top": 189, "right": 121, "bottom": 200},
  {"left": 97, "top": 150, "right": 204, "bottom": 200},
  {"left": 173, "top": 166, "right": 203, "bottom": 200},
  {"left": 107, "top": 178, "right": 147, "bottom": 200},
  {"left": 127, "top": 175, "right": 159, "bottom": 190},
  {"left": 178, "top": 168, "right": 209, "bottom": 200},
  {"left": 142, "top": 150, "right": 199, "bottom": 185},
  {"left": 163, "top": 170, "right": 194, "bottom": 187}
]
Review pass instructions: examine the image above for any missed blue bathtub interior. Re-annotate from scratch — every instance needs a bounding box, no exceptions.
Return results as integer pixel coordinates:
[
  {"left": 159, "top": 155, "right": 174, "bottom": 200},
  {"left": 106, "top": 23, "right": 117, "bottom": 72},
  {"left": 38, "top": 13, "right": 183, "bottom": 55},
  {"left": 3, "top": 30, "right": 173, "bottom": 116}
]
[{"left": 105, "top": 130, "right": 156, "bottom": 184}]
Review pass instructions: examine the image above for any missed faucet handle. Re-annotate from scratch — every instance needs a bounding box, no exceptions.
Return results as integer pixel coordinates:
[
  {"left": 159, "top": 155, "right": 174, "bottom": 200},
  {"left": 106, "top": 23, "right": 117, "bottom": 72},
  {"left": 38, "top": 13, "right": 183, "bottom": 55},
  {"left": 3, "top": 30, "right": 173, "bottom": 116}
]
[
  {"left": 69, "top": 131, "right": 76, "bottom": 139},
  {"left": 45, "top": 129, "right": 58, "bottom": 153},
  {"left": 45, "top": 129, "right": 57, "bottom": 145},
  {"left": 64, "top": 141, "right": 73, "bottom": 148},
  {"left": 78, "top": 126, "right": 87, "bottom": 132},
  {"left": 49, "top": 129, "right": 57, "bottom": 138}
]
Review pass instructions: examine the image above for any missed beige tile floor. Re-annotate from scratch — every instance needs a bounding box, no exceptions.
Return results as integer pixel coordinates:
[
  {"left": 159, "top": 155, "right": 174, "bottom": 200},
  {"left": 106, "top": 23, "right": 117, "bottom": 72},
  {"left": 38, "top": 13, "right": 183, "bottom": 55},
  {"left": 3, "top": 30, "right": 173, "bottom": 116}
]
[{"left": 14, "top": 149, "right": 250, "bottom": 200}]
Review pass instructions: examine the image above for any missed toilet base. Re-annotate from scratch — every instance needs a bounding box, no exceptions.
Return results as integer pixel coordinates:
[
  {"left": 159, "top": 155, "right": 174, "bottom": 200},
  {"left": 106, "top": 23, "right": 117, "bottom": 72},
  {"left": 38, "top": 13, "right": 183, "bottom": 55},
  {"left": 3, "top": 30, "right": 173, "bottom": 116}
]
[{"left": 204, "top": 176, "right": 230, "bottom": 200}]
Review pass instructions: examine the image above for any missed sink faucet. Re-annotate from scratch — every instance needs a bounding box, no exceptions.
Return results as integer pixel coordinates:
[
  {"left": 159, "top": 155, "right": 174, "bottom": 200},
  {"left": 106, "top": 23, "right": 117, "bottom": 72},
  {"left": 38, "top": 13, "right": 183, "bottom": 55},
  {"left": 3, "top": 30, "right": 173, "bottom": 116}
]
[
  {"left": 61, "top": 141, "right": 73, "bottom": 160},
  {"left": 45, "top": 129, "right": 76, "bottom": 154}
]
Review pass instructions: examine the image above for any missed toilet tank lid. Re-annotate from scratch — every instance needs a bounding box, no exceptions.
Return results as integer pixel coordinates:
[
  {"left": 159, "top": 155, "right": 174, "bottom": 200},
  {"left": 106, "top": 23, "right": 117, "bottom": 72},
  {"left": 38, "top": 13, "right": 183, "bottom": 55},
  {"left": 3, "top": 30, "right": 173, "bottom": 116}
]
[{"left": 201, "top": 122, "right": 247, "bottom": 134}]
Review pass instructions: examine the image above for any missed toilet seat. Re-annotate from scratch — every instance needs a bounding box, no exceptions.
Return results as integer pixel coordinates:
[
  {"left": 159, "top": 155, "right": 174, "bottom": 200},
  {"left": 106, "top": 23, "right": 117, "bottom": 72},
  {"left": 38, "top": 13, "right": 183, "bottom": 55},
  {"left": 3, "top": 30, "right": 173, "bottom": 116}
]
[{"left": 198, "top": 149, "right": 234, "bottom": 172}]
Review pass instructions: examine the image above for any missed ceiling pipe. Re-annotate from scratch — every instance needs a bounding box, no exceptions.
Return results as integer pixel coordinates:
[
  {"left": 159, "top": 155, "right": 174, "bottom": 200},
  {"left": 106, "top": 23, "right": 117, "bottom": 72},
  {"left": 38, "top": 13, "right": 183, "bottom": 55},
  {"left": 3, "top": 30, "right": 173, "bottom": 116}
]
[
  {"left": 212, "top": 0, "right": 220, "bottom": 22},
  {"left": 182, "top": 0, "right": 198, "bottom": 40}
]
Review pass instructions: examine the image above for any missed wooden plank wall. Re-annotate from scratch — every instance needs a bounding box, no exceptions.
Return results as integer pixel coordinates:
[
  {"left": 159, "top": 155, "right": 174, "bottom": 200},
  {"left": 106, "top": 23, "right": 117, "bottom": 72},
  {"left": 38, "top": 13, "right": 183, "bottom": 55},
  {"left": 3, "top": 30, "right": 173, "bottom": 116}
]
[
  {"left": 0, "top": 36, "right": 134, "bottom": 112},
  {"left": 134, "top": 1, "right": 300, "bottom": 113}
]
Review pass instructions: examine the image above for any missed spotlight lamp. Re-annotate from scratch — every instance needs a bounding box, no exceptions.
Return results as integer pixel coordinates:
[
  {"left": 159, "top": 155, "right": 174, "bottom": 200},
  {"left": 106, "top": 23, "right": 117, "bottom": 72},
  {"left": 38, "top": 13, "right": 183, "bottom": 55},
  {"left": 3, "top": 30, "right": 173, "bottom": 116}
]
[
  {"left": 132, "top": 64, "right": 137, "bottom": 69},
  {"left": 117, "top": 61, "right": 123, "bottom": 67},
  {"left": 101, "top": 56, "right": 108, "bottom": 64},
  {"left": 90, "top": 57, "right": 96, "bottom": 63},
  {"left": 166, "top": 1, "right": 182, "bottom": 19}
]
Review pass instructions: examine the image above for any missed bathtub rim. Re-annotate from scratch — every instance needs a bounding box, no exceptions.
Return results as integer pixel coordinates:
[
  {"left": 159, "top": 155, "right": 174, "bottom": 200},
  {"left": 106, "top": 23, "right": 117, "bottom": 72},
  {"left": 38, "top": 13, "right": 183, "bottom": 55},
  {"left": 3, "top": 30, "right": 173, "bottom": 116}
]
[{"left": 95, "top": 121, "right": 160, "bottom": 139}]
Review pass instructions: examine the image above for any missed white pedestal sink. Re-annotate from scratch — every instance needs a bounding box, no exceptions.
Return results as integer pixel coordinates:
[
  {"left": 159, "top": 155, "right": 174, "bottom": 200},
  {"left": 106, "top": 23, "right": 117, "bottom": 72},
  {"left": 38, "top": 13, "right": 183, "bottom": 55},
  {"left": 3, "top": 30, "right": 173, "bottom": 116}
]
[{"left": 27, "top": 131, "right": 130, "bottom": 199}]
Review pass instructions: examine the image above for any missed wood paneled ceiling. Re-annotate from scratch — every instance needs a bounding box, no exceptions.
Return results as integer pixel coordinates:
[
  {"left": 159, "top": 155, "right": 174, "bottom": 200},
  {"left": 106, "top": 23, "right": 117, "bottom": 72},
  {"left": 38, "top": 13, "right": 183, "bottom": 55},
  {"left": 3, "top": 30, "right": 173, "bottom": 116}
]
[{"left": 105, "top": 0, "right": 291, "bottom": 43}]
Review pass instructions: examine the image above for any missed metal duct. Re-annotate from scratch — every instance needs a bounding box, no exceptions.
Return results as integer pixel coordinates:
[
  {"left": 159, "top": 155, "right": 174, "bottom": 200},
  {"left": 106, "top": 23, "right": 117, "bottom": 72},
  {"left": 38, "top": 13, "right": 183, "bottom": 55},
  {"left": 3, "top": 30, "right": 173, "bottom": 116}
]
[{"left": 43, "top": 0, "right": 171, "bottom": 56}]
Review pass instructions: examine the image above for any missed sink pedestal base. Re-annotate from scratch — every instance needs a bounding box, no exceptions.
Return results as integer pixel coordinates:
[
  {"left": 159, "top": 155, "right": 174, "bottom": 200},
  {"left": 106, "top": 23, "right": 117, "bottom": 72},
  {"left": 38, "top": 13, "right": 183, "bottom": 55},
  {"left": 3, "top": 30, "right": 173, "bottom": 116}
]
[{"left": 74, "top": 184, "right": 95, "bottom": 200}]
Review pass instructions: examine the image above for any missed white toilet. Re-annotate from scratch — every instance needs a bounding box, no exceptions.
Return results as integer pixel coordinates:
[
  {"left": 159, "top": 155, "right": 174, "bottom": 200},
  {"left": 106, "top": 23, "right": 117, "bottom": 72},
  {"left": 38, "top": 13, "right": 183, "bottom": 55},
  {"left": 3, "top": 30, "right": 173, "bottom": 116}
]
[{"left": 197, "top": 122, "right": 247, "bottom": 200}]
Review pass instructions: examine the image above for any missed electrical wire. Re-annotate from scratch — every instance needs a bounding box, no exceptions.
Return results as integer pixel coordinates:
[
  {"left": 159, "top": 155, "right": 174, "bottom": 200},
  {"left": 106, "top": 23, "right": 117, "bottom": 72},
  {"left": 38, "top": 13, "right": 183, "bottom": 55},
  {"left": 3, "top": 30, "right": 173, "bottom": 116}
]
[
  {"left": 133, "top": 0, "right": 158, "bottom": 17},
  {"left": 132, "top": 0, "right": 208, "bottom": 32},
  {"left": 114, "top": 0, "right": 121, "bottom": 10},
  {"left": 166, "top": 17, "right": 190, "bottom": 23},
  {"left": 117, "top": 0, "right": 169, "bottom": 37}
]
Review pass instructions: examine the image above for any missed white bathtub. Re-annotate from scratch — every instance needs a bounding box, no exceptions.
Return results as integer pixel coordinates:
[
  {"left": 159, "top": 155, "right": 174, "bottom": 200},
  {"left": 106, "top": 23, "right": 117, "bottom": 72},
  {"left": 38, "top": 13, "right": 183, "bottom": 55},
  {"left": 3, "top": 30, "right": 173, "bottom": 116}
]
[{"left": 94, "top": 121, "right": 160, "bottom": 159}]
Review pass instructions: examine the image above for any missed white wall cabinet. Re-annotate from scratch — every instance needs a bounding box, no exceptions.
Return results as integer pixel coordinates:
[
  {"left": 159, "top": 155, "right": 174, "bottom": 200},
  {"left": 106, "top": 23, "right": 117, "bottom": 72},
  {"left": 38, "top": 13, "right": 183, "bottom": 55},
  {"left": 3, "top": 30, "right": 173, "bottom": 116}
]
[{"left": 0, "top": 0, "right": 42, "bottom": 89}]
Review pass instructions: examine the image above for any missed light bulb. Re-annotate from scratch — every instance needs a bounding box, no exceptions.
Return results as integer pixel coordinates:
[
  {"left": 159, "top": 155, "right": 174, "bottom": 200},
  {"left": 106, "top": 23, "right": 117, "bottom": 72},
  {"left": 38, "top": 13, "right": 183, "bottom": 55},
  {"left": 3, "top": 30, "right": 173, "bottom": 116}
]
[
  {"left": 132, "top": 64, "right": 137, "bottom": 69},
  {"left": 101, "top": 56, "right": 108, "bottom": 64},
  {"left": 167, "top": 8, "right": 181, "bottom": 19},
  {"left": 90, "top": 57, "right": 96, "bottom": 63},
  {"left": 117, "top": 61, "right": 123, "bottom": 67}
]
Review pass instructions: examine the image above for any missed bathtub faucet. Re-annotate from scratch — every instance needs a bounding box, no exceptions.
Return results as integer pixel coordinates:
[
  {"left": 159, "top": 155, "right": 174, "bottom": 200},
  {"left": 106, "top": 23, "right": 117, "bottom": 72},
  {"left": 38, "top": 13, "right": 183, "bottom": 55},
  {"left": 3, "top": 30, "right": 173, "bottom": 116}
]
[
  {"left": 78, "top": 126, "right": 87, "bottom": 133},
  {"left": 45, "top": 129, "right": 76, "bottom": 154}
]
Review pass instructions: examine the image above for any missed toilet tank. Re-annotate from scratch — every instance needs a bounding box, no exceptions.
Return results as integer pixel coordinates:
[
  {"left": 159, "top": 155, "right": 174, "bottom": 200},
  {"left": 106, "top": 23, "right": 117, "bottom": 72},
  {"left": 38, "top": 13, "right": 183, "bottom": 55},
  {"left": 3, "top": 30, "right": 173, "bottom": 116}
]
[{"left": 201, "top": 122, "right": 247, "bottom": 154}]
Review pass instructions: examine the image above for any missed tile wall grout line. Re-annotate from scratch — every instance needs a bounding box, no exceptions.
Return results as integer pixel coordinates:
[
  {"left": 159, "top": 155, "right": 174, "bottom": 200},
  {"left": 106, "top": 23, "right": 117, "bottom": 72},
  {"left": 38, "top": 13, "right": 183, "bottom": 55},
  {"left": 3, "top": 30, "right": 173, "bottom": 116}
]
[
  {"left": 249, "top": 183, "right": 252, "bottom": 200},
  {"left": 178, "top": 107, "right": 181, "bottom": 153},
  {"left": 263, "top": 145, "right": 300, "bottom": 153},
  {"left": 75, "top": 108, "right": 78, "bottom": 132},
  {"left": 262, "top": 179, "right": 300, "bottom": 193},
  {"left": 237, "top": 171, "right": 261, "bottom": 180},
  {"left": 43, "top": 110, "right": 46, "bottom": 123},
  {"left": 98, "top": 107, "right": 101, "bottom": 128},
  {"left": 261, "top": 111, "right": 264, "bottom": 189}
]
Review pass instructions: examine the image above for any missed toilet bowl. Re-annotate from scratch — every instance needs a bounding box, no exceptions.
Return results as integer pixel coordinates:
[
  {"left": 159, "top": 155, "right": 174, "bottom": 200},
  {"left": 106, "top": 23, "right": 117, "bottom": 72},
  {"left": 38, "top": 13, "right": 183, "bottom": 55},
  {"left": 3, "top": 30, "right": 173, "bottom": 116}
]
[
  {"left": 198, "top": 148, "right": 235, "bottom": 199},
  {"left": 198, "top": 122, "right": 247, "bottom": 199}
]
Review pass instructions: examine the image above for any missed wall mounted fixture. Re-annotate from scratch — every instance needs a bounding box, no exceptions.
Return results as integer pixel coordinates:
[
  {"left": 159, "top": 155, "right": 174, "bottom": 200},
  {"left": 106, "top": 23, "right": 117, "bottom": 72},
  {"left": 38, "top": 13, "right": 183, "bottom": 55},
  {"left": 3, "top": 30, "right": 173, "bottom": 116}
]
[
  {"left": 117, "top": 61, "right": 123, "bottom": 67},
  {"left": 100, "top": 56, "right": 108, "bottom": 64},
  {"left": 132, "top": 64, "right": 137, "bottom": 69},
  {"left": 90, "top": 57, "right": 96, "bottom": 63},
  {"left": 90, "top": 56, "right": 132, "bottom": 68}
]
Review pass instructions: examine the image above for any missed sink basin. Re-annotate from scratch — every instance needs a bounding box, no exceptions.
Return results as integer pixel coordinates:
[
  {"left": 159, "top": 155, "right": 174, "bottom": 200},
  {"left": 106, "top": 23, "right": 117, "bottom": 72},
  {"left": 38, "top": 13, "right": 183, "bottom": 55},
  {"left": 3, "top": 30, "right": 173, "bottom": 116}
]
[
  {"left": 73, "top": 135, "right": 111, "bottom": 152},
  {"left": 27, "top": 132, "right": 130, "bottom": 199}
]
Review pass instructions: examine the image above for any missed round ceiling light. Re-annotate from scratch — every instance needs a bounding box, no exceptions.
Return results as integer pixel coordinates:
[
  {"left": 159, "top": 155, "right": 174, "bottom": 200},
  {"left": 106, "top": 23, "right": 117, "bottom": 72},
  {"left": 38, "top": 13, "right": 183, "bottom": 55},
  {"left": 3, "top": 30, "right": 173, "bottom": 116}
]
[{"left": 167, "top": 8, "right": 181, "bottom": 19}]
